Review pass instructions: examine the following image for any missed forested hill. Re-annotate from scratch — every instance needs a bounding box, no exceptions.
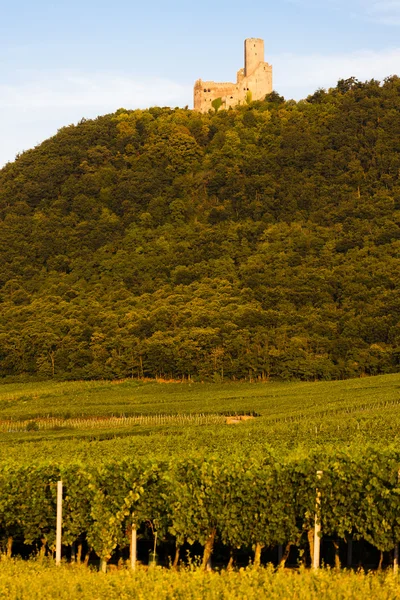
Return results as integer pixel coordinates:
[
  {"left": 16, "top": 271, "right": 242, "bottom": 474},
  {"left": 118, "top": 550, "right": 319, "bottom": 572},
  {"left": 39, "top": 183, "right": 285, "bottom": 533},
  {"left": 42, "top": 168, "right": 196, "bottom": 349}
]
[{"left": 0, "top": 77, "right": 399, "bottom": 381}]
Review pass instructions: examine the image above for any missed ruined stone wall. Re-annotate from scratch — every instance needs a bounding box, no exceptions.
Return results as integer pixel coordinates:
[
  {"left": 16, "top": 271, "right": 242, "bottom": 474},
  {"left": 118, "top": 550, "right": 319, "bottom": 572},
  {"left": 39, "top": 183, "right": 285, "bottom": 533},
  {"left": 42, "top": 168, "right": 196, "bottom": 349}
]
[
  {"left": 193, "top": 38, "right": 273, "bottom": 113},
  {"left": 194, "top": 80, "right": 239, "bottom": 112}
]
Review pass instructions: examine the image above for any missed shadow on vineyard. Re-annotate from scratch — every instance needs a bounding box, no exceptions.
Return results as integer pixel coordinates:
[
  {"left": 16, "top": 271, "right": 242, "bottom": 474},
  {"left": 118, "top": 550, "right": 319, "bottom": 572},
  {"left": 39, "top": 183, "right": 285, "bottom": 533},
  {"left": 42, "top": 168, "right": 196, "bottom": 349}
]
[{"left": 2, "top": 532, "right": 389, "bottom": 571}]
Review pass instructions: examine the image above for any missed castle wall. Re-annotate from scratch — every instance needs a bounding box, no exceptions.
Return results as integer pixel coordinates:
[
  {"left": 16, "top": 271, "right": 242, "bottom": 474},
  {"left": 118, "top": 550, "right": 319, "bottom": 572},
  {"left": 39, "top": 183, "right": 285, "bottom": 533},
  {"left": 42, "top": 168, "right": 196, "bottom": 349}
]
[
  {"left": 194, "top": 80, "right": 239, "bottom": 112},
  {"left": 194, "top": 38, "right": 273, "bottom": 113},
  {"left": 246, "top": 62, "right": 273, "bottom": 100}
]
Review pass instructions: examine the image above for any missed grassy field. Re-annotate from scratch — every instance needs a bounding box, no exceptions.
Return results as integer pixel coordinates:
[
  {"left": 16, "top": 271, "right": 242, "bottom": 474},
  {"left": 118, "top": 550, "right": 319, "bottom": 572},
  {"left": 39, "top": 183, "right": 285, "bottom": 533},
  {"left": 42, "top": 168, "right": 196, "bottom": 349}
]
[
  {"left": 1, "top": 375, "right": 399, "bottom": 419},
  {"left": 0, "top": 560, "right": 399, "bottom": 600},
  {"left": 0, "top": 373, "right": 399, "bottom": 465}
]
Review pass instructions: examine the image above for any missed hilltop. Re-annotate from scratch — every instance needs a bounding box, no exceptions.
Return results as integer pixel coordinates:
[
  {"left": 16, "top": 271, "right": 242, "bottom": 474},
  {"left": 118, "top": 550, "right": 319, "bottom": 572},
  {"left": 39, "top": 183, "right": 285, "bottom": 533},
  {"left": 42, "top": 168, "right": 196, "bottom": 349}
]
[{"left": 0, "top": 77, "right": 399, "bottom": 381}]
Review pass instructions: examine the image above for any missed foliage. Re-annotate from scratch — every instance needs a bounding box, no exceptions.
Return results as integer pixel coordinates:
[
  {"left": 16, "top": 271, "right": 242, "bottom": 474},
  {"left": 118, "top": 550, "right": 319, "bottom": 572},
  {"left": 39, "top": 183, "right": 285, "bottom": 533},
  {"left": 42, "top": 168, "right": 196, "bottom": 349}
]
[
  {"left": 1, "top": 561, "right": 400, "bottom": 600},
  {"left": 1, "top": 451, "right": 400, "bottom": 564},
  {"left": 0, "top": 77, "right": 399, "bottom": 381},
  {"left": 211, "top": 97, "right": 223, "bottom": 112}
]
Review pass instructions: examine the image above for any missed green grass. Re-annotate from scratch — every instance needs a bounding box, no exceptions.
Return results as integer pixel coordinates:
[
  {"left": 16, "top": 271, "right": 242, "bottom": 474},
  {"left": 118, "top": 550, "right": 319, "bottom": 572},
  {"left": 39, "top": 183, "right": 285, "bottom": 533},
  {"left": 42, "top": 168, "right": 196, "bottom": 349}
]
[
  {"left": 0, "top": 560, "right": 399, "bottom": 600},
  {"left": 0, "top": 374, "right": 399, "bottom": 465},
  {"left": 0, "top": 374, "right": 398, "bottom": 419}
]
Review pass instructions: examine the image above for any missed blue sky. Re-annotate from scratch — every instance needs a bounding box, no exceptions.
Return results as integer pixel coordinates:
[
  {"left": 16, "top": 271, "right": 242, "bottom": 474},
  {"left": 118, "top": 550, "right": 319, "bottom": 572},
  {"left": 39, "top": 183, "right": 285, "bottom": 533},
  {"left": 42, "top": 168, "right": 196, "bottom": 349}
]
[{"left": 1, "top": 0, "right": 400, "bottom": 166}]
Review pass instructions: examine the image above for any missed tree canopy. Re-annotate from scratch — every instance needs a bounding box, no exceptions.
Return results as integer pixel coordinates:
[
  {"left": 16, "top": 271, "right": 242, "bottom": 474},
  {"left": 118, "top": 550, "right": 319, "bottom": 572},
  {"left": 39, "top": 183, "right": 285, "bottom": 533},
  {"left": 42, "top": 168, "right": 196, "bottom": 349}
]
[{"left": 0, "top": 77, "right": 399, "bottom": 381}]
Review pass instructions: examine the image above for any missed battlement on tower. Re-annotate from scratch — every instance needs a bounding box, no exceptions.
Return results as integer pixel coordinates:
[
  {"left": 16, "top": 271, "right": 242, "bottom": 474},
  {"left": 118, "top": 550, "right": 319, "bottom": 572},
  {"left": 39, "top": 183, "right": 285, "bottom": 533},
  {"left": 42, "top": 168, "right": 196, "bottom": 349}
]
[{"left": 194, "top": 38, "right": 273, "bottom": 113}]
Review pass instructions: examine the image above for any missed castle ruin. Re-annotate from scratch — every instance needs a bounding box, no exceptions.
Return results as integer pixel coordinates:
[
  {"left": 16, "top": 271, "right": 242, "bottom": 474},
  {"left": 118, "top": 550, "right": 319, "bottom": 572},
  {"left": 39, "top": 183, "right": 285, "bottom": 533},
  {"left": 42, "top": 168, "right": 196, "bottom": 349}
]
[{"left": 194, "top": 39, "right": 273, "bottom": 112}]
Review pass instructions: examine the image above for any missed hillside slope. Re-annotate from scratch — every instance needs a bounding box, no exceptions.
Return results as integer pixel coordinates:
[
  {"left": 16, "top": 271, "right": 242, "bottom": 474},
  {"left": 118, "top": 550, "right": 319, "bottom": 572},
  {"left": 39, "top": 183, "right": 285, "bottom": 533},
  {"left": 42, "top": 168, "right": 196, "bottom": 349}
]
[{"left": 0, "top": 78, "right": 399, "bottom": 380}]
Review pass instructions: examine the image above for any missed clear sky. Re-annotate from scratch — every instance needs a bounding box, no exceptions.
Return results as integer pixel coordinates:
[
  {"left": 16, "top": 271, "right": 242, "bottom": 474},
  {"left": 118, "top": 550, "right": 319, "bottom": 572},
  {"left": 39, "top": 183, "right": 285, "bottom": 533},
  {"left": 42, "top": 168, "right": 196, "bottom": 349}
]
[{"left": 1, "top": 0, "right": 400, "bottom": 166}]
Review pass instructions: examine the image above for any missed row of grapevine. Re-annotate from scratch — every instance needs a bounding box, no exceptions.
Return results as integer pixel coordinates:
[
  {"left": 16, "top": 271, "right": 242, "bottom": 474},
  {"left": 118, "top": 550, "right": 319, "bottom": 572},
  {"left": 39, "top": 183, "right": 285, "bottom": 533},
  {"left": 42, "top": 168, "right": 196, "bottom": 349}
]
[
  {"left": 0, "top": 413, "right": 226, "bottom": 433},
  {"left": 0, "top": 448, "right": 399, "bottom": 569}
]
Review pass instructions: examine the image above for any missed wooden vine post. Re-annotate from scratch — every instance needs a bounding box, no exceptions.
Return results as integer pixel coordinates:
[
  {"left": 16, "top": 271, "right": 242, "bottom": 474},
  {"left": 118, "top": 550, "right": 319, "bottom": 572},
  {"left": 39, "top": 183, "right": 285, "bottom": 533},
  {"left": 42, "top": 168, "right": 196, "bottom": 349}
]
[
  {"left": 130, "top": 522, "right": 137, "bottom": 571},
  {"left": 56, "top": 480, "right": 63, "bottom": 566},
  {"left": 313, "top": 471, "right": 323, "bottom": 570}
]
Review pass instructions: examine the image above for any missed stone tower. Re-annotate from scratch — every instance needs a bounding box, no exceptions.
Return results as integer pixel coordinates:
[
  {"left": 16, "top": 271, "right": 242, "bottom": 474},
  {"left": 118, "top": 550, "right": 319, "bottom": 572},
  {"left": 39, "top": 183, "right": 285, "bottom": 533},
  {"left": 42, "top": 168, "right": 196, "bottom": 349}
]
[
  {"left": 245, "top": 38, "right": 265, "bottom": 77},
  {"left": 193, "top": 38, "right": 273, "bottom": 113}
]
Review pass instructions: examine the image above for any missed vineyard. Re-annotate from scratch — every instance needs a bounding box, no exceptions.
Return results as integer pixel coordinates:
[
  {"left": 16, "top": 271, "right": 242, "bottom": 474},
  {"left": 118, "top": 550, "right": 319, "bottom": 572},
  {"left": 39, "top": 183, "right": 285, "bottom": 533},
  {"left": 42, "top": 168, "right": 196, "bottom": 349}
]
[
  {"left": 0, "top": 374, "right": 398, "bottom": 580},
  {"left": 1, "top": 449, "right": 400, "bottom": 570},
  {"left": 0, "top": 374, "right": 399, "bottom": 462}
]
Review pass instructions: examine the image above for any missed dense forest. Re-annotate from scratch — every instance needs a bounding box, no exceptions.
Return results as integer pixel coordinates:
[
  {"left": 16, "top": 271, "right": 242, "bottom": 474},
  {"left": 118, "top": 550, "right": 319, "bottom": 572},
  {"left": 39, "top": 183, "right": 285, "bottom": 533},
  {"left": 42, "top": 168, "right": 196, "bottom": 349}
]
[{"left": 0, "top": 77, "right": 399, "bottom": 381}]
